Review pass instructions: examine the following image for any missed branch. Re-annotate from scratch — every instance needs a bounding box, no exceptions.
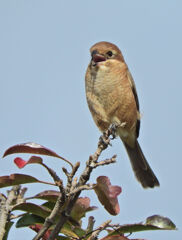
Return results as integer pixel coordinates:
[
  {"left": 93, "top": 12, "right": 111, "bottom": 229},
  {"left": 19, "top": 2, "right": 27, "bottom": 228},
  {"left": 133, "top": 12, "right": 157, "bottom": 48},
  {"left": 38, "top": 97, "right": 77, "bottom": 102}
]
[
  {"left": 92, "top": 155, "right": 117, "bottom": 168},
  {"left": 88, "top": 220, "right": 112, "bottom": 240},
  {"left": 48, "top": 127, "right": 116, "bottom": 240},
  {"left": 32, "top": 180, "right": 66, "bottom": 240},
  {"left": 68, "top": 184, "right": 94, "bottom": 196},
  {"left": 62, "top": 161, "right": 80, "bottom": 193},
  {"left": 0, "top": 186, "right": 21, "bottom": 240}
]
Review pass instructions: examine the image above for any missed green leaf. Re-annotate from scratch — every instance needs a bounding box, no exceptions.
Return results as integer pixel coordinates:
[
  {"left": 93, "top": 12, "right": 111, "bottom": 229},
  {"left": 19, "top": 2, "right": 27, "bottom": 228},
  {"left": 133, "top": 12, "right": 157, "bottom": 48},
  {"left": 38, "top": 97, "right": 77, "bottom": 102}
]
[
  {"left": 56, "top": 236, "right": 72, "bottom": 240},
  {"left": 12, "top": 203, "right": 51, "bottom": 219},
  {"left": 61, "top": 222, "right": 86, "bottom": 238},
  {"left": 108, "top": 215, "right": 176, "bottom": 236},
  {"left": 16, "top": 214, "right": 45, "bottom": 228},
  {"left": 42, "top": 201, "right": 56, "bottom": 210},
  {"left": 3, "top": 221, "right": 14, "bottom": 240},
  {"left": 146, "top": 215, "right": 176, "bottom": 230}
]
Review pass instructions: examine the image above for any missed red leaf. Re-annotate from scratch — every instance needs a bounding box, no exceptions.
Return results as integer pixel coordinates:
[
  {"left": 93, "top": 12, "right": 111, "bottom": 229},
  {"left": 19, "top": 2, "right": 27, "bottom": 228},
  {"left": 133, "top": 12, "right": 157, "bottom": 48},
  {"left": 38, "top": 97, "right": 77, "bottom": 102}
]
[
  {"left": 71, "top": 197, "right": 97, "bottom": 221},
  {"left": 30, "top": 224, "right": 51, "bottom": 240},
  {"left": 100, "top": 235, "right": 130, "bottom": 240},
  {"left": 14, "top": 156, "right": 42, "bottom": 168},
  {"left": 0, "top": 174, "right": 40, "bottom": 188},
  {"left": 94, "top": 176, "right": 122, "bottom": 215},
  {"left": 3, "top": 142, "right": 73, "bottom": 167},
  {"left": 101, "top": 236, "right": 146, "bottom": 240},
  {"left": 30, "top": 190, "right": 60, "bottom": 202}
]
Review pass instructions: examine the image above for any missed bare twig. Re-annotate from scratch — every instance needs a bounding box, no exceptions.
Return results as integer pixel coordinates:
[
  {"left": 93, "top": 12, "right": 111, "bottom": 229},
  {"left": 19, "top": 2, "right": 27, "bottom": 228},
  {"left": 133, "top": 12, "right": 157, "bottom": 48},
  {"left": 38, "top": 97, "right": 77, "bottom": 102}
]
[
  {"left": 88, "top": 220, "right": 112, "bottom": 240},
  {"left": 86, "top": 216, "right": 95, "bottom": 234},
  {"left": 63, "top": 161, "right": 80, "bottom": 193},
  {"left": 92, "top": 155, "right": 117, "bottom": 168},
  {"left": 68, "top": 184, "right": 94, "bottom": 196},
  {"left": 40, "top": 163, "right": 65, "bottom": 193},
  {"left": 48, "top": 127, "right": 117, "bottom": 240}
]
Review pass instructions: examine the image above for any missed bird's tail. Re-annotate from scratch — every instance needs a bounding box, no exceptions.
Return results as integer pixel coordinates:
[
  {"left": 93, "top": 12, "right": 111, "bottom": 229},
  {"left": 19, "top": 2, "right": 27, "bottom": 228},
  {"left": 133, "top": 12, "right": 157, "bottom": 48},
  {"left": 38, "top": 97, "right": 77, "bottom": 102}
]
[{"left": 123, "top": 140, "right": 159, "bottom": 188}]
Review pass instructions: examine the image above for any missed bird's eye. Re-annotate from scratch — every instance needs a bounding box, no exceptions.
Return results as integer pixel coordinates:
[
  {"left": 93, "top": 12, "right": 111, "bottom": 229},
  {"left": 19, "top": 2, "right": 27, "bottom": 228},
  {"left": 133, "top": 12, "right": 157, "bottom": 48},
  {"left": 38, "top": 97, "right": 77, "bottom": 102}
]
[{"left": 106, "top": 51, "right": 113, "bottom": 57}]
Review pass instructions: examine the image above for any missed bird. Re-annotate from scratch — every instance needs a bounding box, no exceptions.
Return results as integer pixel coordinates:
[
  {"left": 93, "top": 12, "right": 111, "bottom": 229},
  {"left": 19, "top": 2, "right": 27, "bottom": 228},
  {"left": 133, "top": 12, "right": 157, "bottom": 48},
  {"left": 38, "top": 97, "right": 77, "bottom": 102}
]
[{"left": 85, "top": 41, "right": 159, "bottom": 188}]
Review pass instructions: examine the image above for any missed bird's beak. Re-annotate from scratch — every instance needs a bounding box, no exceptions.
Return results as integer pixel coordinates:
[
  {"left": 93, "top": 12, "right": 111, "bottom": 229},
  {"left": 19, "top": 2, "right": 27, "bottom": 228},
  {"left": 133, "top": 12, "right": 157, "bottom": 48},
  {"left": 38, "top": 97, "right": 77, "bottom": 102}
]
[{"left": 91, "top": 52, "right": 106, "bottom": 66}]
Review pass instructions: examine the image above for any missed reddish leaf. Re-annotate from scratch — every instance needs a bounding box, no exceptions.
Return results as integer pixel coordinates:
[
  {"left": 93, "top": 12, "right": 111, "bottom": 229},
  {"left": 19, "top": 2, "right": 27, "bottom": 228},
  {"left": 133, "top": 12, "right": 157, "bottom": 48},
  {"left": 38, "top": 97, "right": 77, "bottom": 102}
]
[
  {"left": 14, "top": 156, "right": 43, "bottom": 168},
  {"left": 29, "top": 190, "right": 60, "bottom": 202},
  {"left": 101, "top": 237, "right": 146, "bottom": 240},
  {"left": 71, "top": 197, "right": 97, "bottom": 221},
  {"left": 100, "top": 236, "right": 130, "bottom": 240},
  {"left": 3, "top": 142, "right": 73, "bottom": 167},
  {"left": 0, "top": 174, "right": 40, "bottom": 188},
  {"left": 30, "top": 224, "right": 51, "bottom": 240},
  {"left": 94, "top": 176, "right": 122, "bottom": 215}
]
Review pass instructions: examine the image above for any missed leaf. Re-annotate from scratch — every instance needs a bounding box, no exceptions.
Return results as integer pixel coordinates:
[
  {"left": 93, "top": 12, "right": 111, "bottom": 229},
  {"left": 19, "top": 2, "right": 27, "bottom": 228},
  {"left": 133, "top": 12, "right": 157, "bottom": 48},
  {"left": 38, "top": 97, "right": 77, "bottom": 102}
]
[
  {"left": 94, "top": 176, "right": 122, "bottom": 215},
  {"left": 61, "top": 222, "right": 86, "bottom": 239},
  {"left": 101, "top": 236, "right": 145, "bottom": 240},
  {"left": 0, "top": 174, "right": 40, "bottom": 188},
  {"left": 30, "top": 224, "right": 72, "bottom": 240},
  {"left": 3, "top": 142, "right": 73, "bottom": 167},
  {"left": 14, "top": 156, "right": 43, "bottom": 168},
  {"left": 145, "top": 215, "right": 176, "bottom": 230},
  {"left": 100, "top": 235, "right": 130, "bottom": 240},
  {"left": 16, "top": 214, "right": 45, "bottom": 228},
  {"left": 42, "top": 201, "right": 56, "bottom": 210},
  {"left": 30, "top": 224, "right": 51, "bottom": 240},
  {"left": 71, "top": 197, "right": 97, "bottom": 221},
  {"left": 56, "top": 237, "right": 71, "bottom": 240},
  {"left": 17, "top": 214, "right": 86, "bottom": 238},
  {"left": 12, "top": 203, "right": 51, "bottom": 219},
  {"left": 56, "top": 237, "right": 72, "bottom": 240},
  {"left": 107, "top": 215, "right": 176, "bottom": 236},
  {"left": 29, "top": 190, "right": 60, "bottom": 202},
  {"left": 3, "top": 221, "right": 14, "bottom": 240}
]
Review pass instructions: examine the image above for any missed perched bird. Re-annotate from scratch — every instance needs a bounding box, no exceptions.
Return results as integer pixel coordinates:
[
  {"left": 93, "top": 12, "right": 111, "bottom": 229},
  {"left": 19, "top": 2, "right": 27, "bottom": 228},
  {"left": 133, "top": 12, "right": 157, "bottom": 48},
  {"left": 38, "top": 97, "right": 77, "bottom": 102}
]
[{"left": 85, "top": 41, "right": 159, "bottom": 188}]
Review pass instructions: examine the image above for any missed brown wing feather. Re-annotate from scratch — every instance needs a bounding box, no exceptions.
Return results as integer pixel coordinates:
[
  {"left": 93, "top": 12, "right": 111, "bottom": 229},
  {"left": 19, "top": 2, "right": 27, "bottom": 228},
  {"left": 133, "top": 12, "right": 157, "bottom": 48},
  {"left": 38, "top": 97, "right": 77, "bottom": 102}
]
[{"left": 127, "top": 70, "right": 140, "bottom": 138}]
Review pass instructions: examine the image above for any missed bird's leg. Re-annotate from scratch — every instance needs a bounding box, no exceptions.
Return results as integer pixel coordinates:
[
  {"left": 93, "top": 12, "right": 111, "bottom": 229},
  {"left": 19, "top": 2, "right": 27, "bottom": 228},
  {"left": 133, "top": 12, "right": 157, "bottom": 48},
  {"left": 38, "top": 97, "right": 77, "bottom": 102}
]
[
  {"left": 99, "top": 133, "right": 111, "bottom": 148},
  {"left": 110, "top": 122, "right": 126, "bottom": 139},
  {"left": 109, "top": 123, "right": 117, "bottom": 139}
]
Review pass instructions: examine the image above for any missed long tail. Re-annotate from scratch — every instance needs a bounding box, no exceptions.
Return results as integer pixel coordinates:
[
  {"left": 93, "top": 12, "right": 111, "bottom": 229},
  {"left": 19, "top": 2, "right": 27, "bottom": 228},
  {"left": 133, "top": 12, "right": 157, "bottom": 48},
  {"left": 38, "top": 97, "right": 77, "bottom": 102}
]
[{"left": 123, "top": 140, "right": 159, "bottom": 188}]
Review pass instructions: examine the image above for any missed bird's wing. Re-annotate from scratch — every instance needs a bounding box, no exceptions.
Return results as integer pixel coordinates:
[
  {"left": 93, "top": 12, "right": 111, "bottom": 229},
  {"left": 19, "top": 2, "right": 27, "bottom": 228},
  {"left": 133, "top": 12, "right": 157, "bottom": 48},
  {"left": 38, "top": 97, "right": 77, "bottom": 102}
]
[{"left": 127, "top": 70, "right": 140, "bottom": 138}]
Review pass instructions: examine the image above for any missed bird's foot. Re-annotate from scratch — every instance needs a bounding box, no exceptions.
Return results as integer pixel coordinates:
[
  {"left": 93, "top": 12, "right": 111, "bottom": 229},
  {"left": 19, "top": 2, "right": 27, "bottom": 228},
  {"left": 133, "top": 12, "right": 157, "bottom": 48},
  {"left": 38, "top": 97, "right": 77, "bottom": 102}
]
[
  {"left": 109, "top": 122, "right": 126, "bottom": 139},
  {"left": 99, "top": 134, "right": 111, "bottom": 149}
]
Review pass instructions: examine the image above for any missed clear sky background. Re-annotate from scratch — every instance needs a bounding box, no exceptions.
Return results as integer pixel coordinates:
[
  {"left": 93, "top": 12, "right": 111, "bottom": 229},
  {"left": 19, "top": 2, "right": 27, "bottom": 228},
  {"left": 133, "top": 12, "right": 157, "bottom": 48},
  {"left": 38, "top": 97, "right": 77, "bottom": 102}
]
[{"left": 0, "top": 1, "right": 181, "bottom": 239}]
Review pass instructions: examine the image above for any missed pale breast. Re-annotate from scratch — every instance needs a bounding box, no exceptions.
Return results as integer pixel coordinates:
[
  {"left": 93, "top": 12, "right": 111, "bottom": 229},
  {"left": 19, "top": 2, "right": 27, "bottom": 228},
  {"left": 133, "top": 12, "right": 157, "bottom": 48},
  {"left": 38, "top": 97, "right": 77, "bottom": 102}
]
[{"left": 85, "top": 59, "right": 138, "bottom": 138}]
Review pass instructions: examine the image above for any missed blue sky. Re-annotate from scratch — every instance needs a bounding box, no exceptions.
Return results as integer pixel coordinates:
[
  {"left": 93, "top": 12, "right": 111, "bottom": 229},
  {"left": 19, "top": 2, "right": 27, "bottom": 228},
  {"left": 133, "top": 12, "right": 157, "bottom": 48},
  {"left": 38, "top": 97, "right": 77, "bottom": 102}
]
[{"left": 0, "top": 1, "right": 181, "bottom": 239}]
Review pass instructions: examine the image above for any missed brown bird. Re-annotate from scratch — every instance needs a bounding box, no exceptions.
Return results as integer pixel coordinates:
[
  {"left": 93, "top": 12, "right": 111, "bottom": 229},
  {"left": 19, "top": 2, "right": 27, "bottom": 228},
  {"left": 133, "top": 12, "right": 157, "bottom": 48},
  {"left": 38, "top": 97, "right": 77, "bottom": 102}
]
[{"left": 85, "top": 41, "right": 159, "bottom": 188}]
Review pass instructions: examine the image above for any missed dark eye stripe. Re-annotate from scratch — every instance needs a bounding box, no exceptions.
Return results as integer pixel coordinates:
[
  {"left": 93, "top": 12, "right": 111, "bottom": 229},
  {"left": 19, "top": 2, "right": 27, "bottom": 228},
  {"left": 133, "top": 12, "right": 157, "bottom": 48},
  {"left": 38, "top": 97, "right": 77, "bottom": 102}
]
[{"left": 91, "top": 50, "right": 98, "bottom": 57}]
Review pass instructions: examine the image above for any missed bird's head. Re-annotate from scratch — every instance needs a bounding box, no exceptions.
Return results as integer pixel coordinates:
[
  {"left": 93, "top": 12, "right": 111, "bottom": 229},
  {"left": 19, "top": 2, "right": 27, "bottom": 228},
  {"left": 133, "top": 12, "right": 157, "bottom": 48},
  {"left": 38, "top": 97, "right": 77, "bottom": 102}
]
[{"left": 90, "top": 41, "right": 124, "bottom": 66}]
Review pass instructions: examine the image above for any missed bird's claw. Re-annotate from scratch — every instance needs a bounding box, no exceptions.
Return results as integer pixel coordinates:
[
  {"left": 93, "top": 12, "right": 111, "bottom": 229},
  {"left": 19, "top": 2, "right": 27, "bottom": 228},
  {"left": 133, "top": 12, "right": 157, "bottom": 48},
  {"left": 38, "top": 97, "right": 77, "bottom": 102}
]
[
  {"left": 99, "top": 135, "right": 111, "bottom": 148},
  {"left": 109, "top": 123, "right": 118, "bottom": 139}
]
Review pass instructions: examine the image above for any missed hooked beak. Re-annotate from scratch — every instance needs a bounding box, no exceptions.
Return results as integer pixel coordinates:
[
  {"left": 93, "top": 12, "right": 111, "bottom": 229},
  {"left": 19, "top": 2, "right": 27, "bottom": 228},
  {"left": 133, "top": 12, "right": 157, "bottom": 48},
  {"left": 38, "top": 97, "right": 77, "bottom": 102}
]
[{"left": 91, "top": 51, "right": 106, "bottom": 66}]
